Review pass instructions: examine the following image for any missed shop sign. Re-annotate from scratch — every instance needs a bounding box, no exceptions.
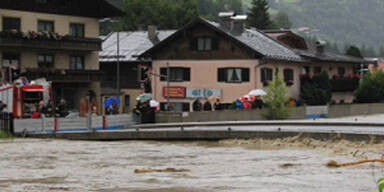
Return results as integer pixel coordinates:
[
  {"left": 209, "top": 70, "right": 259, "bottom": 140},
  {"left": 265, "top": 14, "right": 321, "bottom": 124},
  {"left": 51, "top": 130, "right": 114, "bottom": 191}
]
[
  {"left": 163, "top": 87, "right": 186, "bottom": 98},
  {"left": 186, "top": 88, "right": 222, "bottom": 99}
]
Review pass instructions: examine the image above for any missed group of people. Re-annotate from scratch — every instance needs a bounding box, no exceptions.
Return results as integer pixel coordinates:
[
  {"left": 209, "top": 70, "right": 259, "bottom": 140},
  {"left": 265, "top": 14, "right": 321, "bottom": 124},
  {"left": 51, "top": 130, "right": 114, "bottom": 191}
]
[
  {"left": 133, "top": 100, "right": 156, "bottom": 123},
  {"left": 28, "top": 99, "right": 68, "bottom": 119},
  {"left": 191, "top": 96, "right": 265, "bottom": 112},
  {"left": 235, "top": 96, "right": 264, "bottom": 110},
  {"left": 192, "top": 98, "right": 222, "bottom": 112}
]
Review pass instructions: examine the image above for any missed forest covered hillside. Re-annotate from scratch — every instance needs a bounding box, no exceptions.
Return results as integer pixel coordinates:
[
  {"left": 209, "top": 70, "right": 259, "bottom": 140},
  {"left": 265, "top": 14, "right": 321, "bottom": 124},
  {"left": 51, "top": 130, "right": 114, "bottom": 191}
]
[
  {"left": 105, "top": 0, "right": 384, "bottom": 55},
  {"left": 246, "top": 0, "right": 384, "bottom": 52}
]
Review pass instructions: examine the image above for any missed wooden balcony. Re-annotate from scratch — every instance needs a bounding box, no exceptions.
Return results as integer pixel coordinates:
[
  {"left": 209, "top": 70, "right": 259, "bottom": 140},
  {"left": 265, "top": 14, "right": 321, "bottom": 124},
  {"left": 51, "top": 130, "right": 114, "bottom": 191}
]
[
  {"left": 26, "top": 68, "right": 104, "bottom": 83},
  {"left": 0, "top": 36, "right": 101, "bottom": 51}
]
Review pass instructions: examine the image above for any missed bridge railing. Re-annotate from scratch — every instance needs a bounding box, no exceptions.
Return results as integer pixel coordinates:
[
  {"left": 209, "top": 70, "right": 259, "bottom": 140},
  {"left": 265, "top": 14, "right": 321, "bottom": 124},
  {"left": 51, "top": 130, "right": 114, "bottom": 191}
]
[{"left": 14, "top": 114, "right": 135, "bottom": 134}]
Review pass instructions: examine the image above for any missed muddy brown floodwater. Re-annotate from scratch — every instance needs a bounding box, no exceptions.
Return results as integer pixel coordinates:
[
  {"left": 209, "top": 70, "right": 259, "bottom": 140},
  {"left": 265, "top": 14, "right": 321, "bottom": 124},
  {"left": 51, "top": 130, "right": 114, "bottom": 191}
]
[{"left": 0, "top": 137, "right": 383, "bottom": 192}]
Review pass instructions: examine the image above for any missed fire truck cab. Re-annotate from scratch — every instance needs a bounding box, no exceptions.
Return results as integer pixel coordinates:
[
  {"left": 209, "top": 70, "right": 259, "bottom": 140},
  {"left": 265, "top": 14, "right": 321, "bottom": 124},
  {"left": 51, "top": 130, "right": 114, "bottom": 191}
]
[{"left": 0, "top": 80, "right": 52, "bottom": 119}]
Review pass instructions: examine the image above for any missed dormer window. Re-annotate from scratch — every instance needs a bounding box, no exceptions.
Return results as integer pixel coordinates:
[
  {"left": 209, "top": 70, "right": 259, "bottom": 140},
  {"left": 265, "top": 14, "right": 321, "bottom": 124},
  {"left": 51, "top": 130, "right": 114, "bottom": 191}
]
[
  {"left": 190, "top": 37, "right": 219, "bottom": 51},
  {"left": 197, "top": 37, "right": 212, "bottom": 51}
]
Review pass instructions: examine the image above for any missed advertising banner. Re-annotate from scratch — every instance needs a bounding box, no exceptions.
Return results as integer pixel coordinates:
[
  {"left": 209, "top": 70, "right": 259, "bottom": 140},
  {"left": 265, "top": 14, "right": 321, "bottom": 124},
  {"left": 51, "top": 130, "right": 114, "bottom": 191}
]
[
  {"left": 186, "top": 88, "right": 222, "bottom": 99},
  {"left": 163, "top": 87, "right": 186, "bottom": 98}
]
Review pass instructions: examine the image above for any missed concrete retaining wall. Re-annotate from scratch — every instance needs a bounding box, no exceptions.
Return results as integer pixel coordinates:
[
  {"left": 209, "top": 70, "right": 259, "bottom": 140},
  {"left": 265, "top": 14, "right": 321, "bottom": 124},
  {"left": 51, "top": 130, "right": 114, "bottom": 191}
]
[{"left": 156, "top": 103, "right": 384, "bottom": 123}]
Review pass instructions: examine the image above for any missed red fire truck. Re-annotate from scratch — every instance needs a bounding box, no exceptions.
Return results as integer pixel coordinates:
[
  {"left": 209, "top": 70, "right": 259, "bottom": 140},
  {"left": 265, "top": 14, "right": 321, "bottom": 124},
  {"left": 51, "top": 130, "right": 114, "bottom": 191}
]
[{"left": 0, "top": 82, "right": 52, "bottom": 119}]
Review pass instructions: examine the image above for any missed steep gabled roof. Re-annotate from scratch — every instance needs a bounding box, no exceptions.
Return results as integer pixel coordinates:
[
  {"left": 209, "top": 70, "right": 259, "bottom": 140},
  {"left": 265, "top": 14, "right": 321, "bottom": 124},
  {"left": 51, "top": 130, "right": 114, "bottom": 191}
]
[
  {"left": 100, "top": 30, "right": 176, "bottom": 62},
  {"left": 264, "top": 29, "right": 308, "bottom": 50},
  {"left": 141, "top": 17, "right": 303, "bottom": 62}
]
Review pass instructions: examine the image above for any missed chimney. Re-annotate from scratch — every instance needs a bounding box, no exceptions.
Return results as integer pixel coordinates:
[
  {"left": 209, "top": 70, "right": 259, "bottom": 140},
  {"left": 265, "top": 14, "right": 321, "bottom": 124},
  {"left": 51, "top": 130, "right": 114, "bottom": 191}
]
[
  {"left": 230, "top": 15, "right": 247, "bottom": 34},
  {"left": 315, "top": 40, "right": 326, "bottom": 54},
  {"left": 148, "top": 25, "right": 158, "bottom": 40},
  {"left": 218, "top": 12, "right": 235, "bottom": 29}
]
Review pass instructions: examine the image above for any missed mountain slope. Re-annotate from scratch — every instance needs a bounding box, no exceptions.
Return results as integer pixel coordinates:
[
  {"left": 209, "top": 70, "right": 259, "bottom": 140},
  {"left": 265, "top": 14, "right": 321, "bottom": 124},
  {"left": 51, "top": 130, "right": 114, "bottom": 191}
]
[{"left": 246, "top": 0, "right": 384, "bottom": 50}]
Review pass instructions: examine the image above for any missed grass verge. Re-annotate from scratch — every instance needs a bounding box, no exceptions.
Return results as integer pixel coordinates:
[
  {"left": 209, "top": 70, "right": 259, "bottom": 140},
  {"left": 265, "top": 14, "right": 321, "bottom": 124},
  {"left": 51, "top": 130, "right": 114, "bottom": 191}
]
[{"left": 0, "top": 130, "right": 12, "bottom": 139}]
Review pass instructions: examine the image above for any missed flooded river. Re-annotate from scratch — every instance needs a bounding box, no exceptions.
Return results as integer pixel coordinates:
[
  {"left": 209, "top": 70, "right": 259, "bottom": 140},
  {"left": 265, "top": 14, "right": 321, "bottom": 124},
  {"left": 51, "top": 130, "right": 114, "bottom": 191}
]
[{"left": 0, "top": 137, "right": 383, "bottom": 192}]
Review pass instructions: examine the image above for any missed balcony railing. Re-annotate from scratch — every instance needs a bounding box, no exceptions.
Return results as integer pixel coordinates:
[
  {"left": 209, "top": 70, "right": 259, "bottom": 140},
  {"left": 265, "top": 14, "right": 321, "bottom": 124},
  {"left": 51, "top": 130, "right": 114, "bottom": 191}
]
[
  {"left": 331, "top": 78, "right": 360, "bottom": 92},
  {"left": 26, "top": 68, "right": 104, "bottom": 83},
  {"left": 300, "top": 74, "right": 360, "bottom": 92},
  {"left": 0, "top": 31, "right": 101, "bottom": 51}
]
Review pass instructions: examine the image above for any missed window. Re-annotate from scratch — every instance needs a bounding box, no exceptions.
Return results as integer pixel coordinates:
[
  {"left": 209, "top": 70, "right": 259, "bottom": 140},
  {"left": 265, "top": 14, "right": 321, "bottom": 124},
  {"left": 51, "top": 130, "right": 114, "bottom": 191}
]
[
  {"left": 138, "top": 65, "right": 149, "bottom": 82},
  {"left": 303, "top": 66, "right": 310, "bottom": 74},
  {"left": 38, "top": 54, "right": 54, "bottom": 68},
  {"left": 70, "top": 56, "right": 84, "bottom": 70},
  {"left": 218, "top": 68, "right": 250, "bottom": 83},
  {"left": 198, "top": 37, "right": 211, "bottom": 51},
  {"left": 2, "top": 17, "right": 20, "bottom": 31},
  {"left": 70, "top": 23, "right": 84, "bottom": 38},
  {"left": 2, "top": 53, "right": 19, "bottom": 67},
  {"left": 160, "top": 67, "right": 190, "bottom": 82},
  {"left": 124, "top": 95, "right": 130, "bottom": 108},
  {"left": 314, "top": 67, "right": 322, "bottom": 74},
  {"left": 190, "top": 37, "right": 219, "bottom": 51},
  {"left": 38, "top": 20, "right": 54, "bottom": 32},
  {"left": 338, "top": 67, "right": 345, "bottom": 76},
  {"left": 261, "top": 68, "right": 273, "bottom": 83},
  {"left": 284, "top": 69, "right": 294, "bottom": 86}
]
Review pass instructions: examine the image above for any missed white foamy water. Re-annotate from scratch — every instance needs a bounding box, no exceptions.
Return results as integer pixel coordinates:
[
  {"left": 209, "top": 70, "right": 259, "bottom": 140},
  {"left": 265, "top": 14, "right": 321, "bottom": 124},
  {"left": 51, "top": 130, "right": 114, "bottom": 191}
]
[{"left": 0, "top": 138, "right": 382, "bottom": 192}]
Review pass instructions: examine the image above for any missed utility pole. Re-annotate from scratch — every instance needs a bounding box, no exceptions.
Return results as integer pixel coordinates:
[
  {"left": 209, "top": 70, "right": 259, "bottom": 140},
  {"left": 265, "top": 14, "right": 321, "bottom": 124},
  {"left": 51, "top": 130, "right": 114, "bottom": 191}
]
[
  {"left": 166, "top": 62, "right": 170, "bottom": 111},
  {"left": 116, "top": 31, "right": 120, "bottom": 98}
]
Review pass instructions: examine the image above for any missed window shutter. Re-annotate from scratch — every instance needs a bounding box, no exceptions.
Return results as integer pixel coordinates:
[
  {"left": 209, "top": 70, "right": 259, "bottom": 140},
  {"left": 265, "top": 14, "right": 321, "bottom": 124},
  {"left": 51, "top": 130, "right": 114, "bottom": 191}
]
[
  {"left": 242, "top": 68, "right": 250, "bottom": 82},
  {"left": 190, "top": 38, "right": 197, "bottom": 51},
  {"left": 160, "top": 68, "right": 167, "bottom": 81},
  {"left": 212, "top": 37, "right": 220, "bottom": 50},
  {"left": 183, "top": 68, "right": 190, "bottom": 81},
  {"left": 268, "top": 69, "right": 273, "bottom": 81},
  {"left": 284, "top": 69, "right": 288, "bottom": 81},
  {"left": 218, "top": 68, "right": 226, "bottom": 82}
]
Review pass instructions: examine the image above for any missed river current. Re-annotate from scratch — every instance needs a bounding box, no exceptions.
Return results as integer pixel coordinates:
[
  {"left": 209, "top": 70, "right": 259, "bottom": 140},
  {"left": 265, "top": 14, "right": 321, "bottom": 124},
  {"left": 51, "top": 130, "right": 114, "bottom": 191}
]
[{"left": 0, "top": 137, "right": 383, "bottom": 192}]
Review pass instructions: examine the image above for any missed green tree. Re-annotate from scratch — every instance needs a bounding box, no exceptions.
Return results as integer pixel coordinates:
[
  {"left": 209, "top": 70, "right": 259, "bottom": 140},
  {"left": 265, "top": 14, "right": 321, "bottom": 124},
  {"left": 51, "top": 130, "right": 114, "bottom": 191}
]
[
  {"left": 118, "top": 0, "right": 198, "bottom": 31},
  {"left": 345, "top": 46, "right": 363, "bottom": 58},
  {"left": 273, "top": 12, "right": 292, "bottom": 29},
  {"left": 300, "top": 72, "right": 332, "bottom": 106},
  {"left": 355, "top": 71, "right": 384, "bottom": 103},
  {"left": 263, "top": 71, "right": 292, "bottom": 120},
  {"left": 247, "top": 0, "right": 275, "bottom": 29}
]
